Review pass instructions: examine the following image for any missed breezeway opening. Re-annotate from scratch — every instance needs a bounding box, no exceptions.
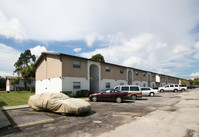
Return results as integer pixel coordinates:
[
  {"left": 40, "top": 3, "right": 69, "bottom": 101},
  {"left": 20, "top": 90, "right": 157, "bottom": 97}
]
[{"left": 89, "top": 64, "right": 99, "bottom": 93}]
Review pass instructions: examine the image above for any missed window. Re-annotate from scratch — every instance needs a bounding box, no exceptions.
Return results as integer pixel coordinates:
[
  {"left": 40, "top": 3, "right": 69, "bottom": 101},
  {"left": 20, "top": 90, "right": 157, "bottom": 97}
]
[
  {"left": 105, "top": 66, "right": 110, "bottom": 72},
  {"left": 165, "top": 85, "right": 169, "bottom": 88},
  {"left": 115, "top": 86, "right": 120, "bottom": 90},
  {"left": 106, "top": 82, "right": 110, "bottom": 88},
  {"left": 105, "top": 89, "right": 111, "bottom": 93},
  {"left": 73, "top": 61, "right": 81, "bottom": 68},
  {"left": 73, "top": 82, "right": 80, "bottom": 89},
  {"left": 136, "top": 71, "right": 139, "bottom": 76},
  {"left": 120, "top": 69, "right": 124, "bottom": 74},
  {"left": 112, "top": 89, "right": 118, "bottom": 93},
  {"left": 143, "top": 73, "right": 146, "bottom": 76},
  {"left": 120, "top": 83, "right": 124, "bottom": 85},
  {"left": 142, "top": 88, "right": 150, "bottom": 90},
  {"left": 152, "top": 75, "right": 155, "bottom": 78},
  {"left": 130, "top": 86, "right": 139, "bottom": 91},
  {"left": 121, "top": 86, "right": 129, "bottom": 91},
  {"left": 175, "top": 85, "right": 178, "bottom": 87},
  {"left": 170, "top": 85, "right": 174, "bottom": 87},
  {"left": 143, "top": 83, "right": 146, "bottom": 87}
]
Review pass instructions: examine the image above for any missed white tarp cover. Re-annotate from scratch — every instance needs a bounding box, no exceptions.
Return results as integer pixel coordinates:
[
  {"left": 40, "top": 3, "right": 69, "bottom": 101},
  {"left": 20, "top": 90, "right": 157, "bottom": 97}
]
[{"left": 28, "top": 92, "right": 91, "bottom": 115}]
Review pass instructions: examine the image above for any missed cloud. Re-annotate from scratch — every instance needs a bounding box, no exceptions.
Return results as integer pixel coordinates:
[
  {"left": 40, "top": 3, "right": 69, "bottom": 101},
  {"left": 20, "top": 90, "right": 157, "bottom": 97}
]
[
  {"left": 0, "top": 0, "right": 199, "bottom": 77},
  {"left": 0, "top": 10, "right": 27, "bottom": 40},
  {"left": 30, "top": 45, "right": 48, "bottom": 57},
  {"left": 81, "top": 33, "right": 196, "bottom": 76},
  {"left": 0, "top": 43, "right": 21, "bottom": 76},
  {"left": 85, "top": 33, "right": 104, "bottom": 47},
  {"left": 73, "top": 48, "right": 82, "bottom": 52},
  {"left": 182, "top": 72, "right": 199, "bottom": 79},
  {"left": 0, "top": 0, "right": 198, "bottom": 42},
  {"left": 190, "top": 72, "right": 199, "bottom": 77}
]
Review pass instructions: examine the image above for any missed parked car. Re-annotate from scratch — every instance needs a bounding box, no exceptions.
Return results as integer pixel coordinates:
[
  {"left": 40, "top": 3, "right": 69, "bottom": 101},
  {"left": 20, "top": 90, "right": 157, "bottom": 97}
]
[
  {"left": 114, "top": 85, "right": 142, "bottom": 100},
  {"left": 179, "top": 85, "right": 187, "bottom": 91},
  {"left": 141, "top": 87, "right": 159, "bottom": 96},
  {"left": 187, "top": 85, "right": 197, "bottom": 89},
  {"left": 89, "top": 89, "right": 128, "bottom": 103},
  {"left": 158, "top": 84, "right": 180, "bottom": 92},
  {"left": 28, "top": 92, "right": 91, "bottom": 115}
]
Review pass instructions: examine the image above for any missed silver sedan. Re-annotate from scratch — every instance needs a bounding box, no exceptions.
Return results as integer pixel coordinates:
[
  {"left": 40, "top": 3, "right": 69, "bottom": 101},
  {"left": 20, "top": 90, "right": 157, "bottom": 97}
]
[{"left": 141, "top": 87, "right": 159, "bottom": 96}]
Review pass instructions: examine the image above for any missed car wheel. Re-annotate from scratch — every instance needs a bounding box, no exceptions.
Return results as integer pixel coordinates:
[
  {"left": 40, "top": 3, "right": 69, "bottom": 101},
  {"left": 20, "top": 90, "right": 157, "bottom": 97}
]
[
  {"left": 181, "top": 88, "right": 185, "bottom": 92},
  {"left": 131, "top": 95, "right": 137, "bottom": 100},
  {"left": 92, "top": 96, "right": 97, "bottom": 102},
  {"left": 116, "top": 97, "right": 122, "bottom": 103},
  {"left": 150, "top": 92, "right": 155, "bottom": 96},
  {"left": 174, "top": 89, "right": 178, "bottom": 92},
  {"left": 160, "top": 89, "right": 164, "bottom": 92}
]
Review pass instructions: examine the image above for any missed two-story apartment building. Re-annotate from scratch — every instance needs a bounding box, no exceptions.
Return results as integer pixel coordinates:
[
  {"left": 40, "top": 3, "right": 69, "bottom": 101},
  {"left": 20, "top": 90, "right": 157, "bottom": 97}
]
[{"left": 35, "top": 52, "right": 183, "bottom": 95}]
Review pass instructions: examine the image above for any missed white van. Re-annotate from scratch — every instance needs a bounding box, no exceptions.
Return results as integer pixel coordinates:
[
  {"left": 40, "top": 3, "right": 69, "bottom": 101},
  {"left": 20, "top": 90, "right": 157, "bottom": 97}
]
[{"left": 114, "top": 85, "right": 142, "bottom": 100}]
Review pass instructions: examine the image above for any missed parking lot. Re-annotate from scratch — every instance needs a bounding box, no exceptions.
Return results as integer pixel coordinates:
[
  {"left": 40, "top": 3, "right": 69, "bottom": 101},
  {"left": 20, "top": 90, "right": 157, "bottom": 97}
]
[{"left": 0, "top": 89, "right": 199, "bottom": 137}]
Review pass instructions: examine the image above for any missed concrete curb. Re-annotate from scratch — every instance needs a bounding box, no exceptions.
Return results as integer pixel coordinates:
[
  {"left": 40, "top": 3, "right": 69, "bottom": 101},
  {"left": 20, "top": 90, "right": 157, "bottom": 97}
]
[{"left": 2, "top": 105, "right": 29, "bottom": 110}]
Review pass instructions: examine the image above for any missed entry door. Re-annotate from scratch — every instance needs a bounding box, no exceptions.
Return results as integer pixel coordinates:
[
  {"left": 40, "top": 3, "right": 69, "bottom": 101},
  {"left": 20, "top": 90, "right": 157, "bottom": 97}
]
[{"left": 147, "top": 73, "right": 151, "bottom": 87}]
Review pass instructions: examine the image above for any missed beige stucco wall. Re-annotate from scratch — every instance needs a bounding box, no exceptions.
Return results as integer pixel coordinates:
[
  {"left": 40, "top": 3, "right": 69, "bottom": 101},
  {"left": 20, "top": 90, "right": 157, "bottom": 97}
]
[
  {"left": 62, "top": 55, "right": 88, "bottom": 78},
  {"left": 160, "top": 75, "right": 166, "bottom": 83},
  {"left": 133, "top": 69, "right": 147, "bottom": 81},
  {"left": 168, "top": 77, "right": 175, "bottom": 83},
  {"left": 36, "top": 55, "right": 62, "bottom": 80},
  {"left": 36, "top": 57, "right": 46, "bottom": 81},
  {"left": 101, "top": 63, "right": 126, "bottom": 80},
  {"left": 151, "top": 73, "right": 156, "bottom": 82}
]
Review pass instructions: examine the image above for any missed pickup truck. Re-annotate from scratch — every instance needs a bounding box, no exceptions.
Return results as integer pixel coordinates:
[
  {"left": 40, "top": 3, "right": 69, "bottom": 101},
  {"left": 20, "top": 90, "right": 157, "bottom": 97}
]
[{"left": 158, "top": 84, "right": 181, "bottom": 92}]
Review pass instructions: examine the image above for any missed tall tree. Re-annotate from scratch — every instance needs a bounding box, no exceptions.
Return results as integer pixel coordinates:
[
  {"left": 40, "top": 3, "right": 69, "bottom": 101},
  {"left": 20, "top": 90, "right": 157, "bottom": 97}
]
[
  {"left": 90, "top": 54, "right": 105, "bottom": 62},
  {"left": 14, "top": 50, "right": 36, "bottom": 92},
  {"left": 193, "top": 77, "right": 199, "bottom": 85},
  {"left": 14, "top": 50, "right": 36, "bottom": 75},
  {"left": 21, "top": 64, "right": 35, "bottom": 92}
]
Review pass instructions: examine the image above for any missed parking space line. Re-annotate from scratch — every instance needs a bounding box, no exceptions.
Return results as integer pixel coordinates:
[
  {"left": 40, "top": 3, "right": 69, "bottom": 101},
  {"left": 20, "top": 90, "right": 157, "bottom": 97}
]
[
  {"left": 12, "top": 110, "right": 67, "bottom": 118},
  {"left": 13, "top": 118, "right": 54, "bottom": 127},
  {"left": 9, "top": 110, "right": 67, "bottom": 128}
]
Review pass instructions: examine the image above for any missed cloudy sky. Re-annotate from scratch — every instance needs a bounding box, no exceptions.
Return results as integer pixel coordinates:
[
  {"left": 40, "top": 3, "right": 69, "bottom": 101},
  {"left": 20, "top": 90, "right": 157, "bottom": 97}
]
[{"left": 0, "top": 0, "right": 199, "bottom": 79}]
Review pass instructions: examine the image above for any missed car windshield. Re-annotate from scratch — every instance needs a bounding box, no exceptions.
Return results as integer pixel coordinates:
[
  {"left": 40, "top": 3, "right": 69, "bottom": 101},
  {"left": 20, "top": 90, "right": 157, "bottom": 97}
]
[{"left": 115, "top": 87, "right": 120, "bottom": 90}]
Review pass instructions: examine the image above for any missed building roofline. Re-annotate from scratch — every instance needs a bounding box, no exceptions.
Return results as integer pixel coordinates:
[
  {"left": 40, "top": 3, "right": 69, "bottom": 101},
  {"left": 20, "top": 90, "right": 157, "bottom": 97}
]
[{"left": 34, "top": 52, "right": 187, "bottom": 80}]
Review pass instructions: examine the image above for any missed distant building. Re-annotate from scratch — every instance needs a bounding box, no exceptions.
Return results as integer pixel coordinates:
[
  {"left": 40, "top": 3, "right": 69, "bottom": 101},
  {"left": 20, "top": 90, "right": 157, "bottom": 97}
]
[
  {"left": 6, "top": 76, "right": 35, "bottom": 91},
  {"left": 35, "top": 52, "right": 182, "bottom": 95}
]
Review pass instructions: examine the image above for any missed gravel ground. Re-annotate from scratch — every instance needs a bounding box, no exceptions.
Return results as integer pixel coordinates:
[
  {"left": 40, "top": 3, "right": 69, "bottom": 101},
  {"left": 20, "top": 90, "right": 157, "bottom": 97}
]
[{"left": 0, "top": 89, "right": 198, "bottom": 137}]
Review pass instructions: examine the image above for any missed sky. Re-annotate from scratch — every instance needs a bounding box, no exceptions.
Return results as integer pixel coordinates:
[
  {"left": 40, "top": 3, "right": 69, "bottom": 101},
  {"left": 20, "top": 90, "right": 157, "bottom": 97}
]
[{"left": 0, "top": 0, "right": 199, "bottom": 79}]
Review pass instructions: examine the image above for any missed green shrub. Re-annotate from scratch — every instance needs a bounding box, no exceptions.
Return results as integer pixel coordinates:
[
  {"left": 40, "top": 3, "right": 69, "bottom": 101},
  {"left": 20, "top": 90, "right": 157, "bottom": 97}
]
[
  {"left": 76, "top": 90, "right": 90, "bottom": 97},
  {"left": 61, "top": 91, "right": 72, "bottom": 96}
]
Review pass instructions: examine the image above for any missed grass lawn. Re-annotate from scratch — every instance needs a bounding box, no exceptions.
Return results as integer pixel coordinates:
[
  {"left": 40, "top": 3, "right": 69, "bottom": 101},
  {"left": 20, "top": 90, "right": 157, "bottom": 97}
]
[{"left": 0, "top": 91, "right": 34, "bottom": 107}]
